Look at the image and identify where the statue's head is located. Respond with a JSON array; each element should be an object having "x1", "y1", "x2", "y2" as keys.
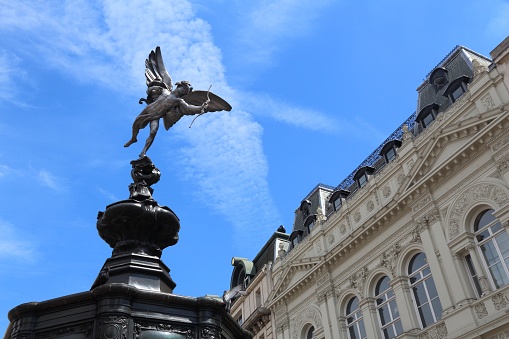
[{"x1": 175, "y1": 81, "x2": 193, "y2": 95}]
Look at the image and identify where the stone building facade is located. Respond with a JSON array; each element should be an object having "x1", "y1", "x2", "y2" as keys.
[{"x1": 230, "y1": 36, "x2": 509, "y2": 339}]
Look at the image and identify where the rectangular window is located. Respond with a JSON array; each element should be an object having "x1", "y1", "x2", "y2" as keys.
[
  {"x1": 451, "y1": 86, "x2": 465, "y2": 101},
  {"x1": 422, "y1": 113, "x2": 435, "y2": 128},
  {"x1": 255, "y1": 289, "x2": 262, "y2": 307},
  {"x1": 333, "y1": 197, "x2": 341, "y2": 211},
  {"x1": 358, "y1": 174, "x2": 367, "y2": 188},
  {"x1": 385, "y1": 148, "x2": 396, "y2": 162},
  {"x1": 465, "y1": 254, "x2": 482, "y2": 297}
]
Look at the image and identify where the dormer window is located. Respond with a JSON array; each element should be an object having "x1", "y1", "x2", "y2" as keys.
[
  {"x1": 429, "y1": 67, "x2": 449, "y2": 91},
  {"x1": 299, "y1": 200, "x2": 311, "y2": 219},
  {"x1": 304, "y1": 215, "x2": 316, "y2": 234},
  {"x1": 443, "y1": 75, "x2": 470, "y2": 103},
  {"x1": 328, "y1": 189, "x2": 350, "y2": 212},
  {"x1": 380, "y1": 139, "x2": 402, "y2": 164},
  {"x1": 333, "y1": 197, "x2": 341, "y2": 211},
  {"x1": 289, "y1": 230, "x2": 303, "y2": 249},
  {"x1": 353, "y1": 166, "x2": 375, "y2": 189},
  {"x1": 416, "y1": 103, "x2": 440, "y2": 129}
]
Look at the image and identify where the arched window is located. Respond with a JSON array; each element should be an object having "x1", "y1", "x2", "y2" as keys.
[
  {"x1": 408, "y1": 253, "x2": 442, "y2": 328},
  {"x1": 475, "y1": 209, "x2": 509, "y2": 289},
  {"x1": 375, "y1": 276, "x2": 403, "y2": 338},
  {"x1": 306, "y1": 326, "x2": 314, "y2": 339},
  {"x1": 346, "y1": 296, "x2": 366, "y2": 339}
]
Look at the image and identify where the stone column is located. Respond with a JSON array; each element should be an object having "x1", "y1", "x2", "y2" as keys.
[
  {"x1": 337, "y1": 316, "x2": 349, "y2": 339},
  {"x1": 317, "y1": 292, "x2": 333, "y2": 339},
  {"x1": 417, "y1": 217, "x2": 454, "y2": 311},
  {"x1": 390, "y1": 276, "x2": 420, "y2": 332},
  {"x1": 359, "y1": 298, "x2": 380, "y2": 339},
  {"x1": 428, "y1": 217, "x2": 469, "y2": 305},
  {"x1": 465, "y1": 243, "x2": 491, "y2": 295},
  {"x1": 325, "y1": 289, "x2": 340, "y2": 337}
]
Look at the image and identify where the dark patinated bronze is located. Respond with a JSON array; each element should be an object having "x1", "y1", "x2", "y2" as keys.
[
  {"x1": 124, "y1": 47, "x2": 232, "y2": 158},
  {"x1": 5, "y1": 47, "x2": 251, "y2": 339}
]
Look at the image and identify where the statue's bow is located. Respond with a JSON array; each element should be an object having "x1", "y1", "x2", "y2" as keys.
[{"x1": 189, "y1": 85, "x2": 212, "y2": 128}]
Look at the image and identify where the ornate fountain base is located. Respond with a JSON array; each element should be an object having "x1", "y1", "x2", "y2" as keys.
[{"x1": 5, "y1": 155, "x2": 252, "y2": 339}]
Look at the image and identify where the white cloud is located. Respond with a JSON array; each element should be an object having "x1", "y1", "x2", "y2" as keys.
[
  {"x1": 0, "y1": 219, "x2": 36, "y2": 262},
  {"x1": 0, "y1": 164, "x2": 11, "y2": 178},
  {"x1": 0, "y1": 0, "x2": 283, "y2": 248},
  {"x1": 242, "y1": 92, "x2": 343, "y2": 133},
  {"x1": 38, "y1": 170, "x2": 64, "y2": 192},
  {"x1": 0, "y1": 49, "x2": 21, "y2": 103},
  {"x1": 231, "y1": 0, "x2": 334, "y2": 66},
  {"x1": 98, "y1": 187, "x2": 119, "y2": 202}
]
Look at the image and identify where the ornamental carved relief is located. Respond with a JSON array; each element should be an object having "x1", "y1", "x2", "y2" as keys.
[
  {"x1": 492, "y1": 136, "x2": 509, "y2": 152},
  {"x1": 134, "y1": 322, "x2": 194, "y2": 339},
  {"x1": 36, "y1": 322, "x2": 93, "y2": 339},
  {"x1": 382, "y1": 186, "x2": 392, "y2": 198},
  {"x1": 448, "y1": 183, "x2": 509, "y2": 240},
  {"x1": 340, "y1": 224, "x2": 347, "y2": 234},
  {"x1": 96, "y1": 316, "x2": 128, "y2": 339},
  {"x1": 397, "y1": 173, "x2": 405, "y2": 186},
  {"x1": 291, "y1": 307, "x2": 322, "y2": 339},
  {"x1": 474, "y1": 302, "x2": 488, "y2": 319},
  {"x1": 316, "y1": 240, "x2": 323, "y2": 254},
  {"x1": 492, "y1": 292, "x2": 507, "y2": 310},
  {"x1": 201, "y1": 327, "x2": 219, "y2": 339},
  {"x1": 328, "y1": 233, "x2": 335, "y2": 245},
  {"x1": 367, "y1": 200, "x2": 375, "y2": 212},
  {"x1": 379, "y1": 243, "x2": 401, "y2": 277},
  {"x1": 486, "y1": 330, "x2": 509, "y2": 339},
  {"x1": 417, "y1": 322, "x2": 447, "y2": 339},
  {"x1": 350, "y1": 267, "x2": 369, "y2": 297},
  {"x1": 354, "y1": 211, "x2": 361, "y2": 223},
  {"x1": 481, "y1": 94, "x2": 496, "y2": 110},
  {"x1": 497, "y1": 154, "x2": 509, "y2": 174}
]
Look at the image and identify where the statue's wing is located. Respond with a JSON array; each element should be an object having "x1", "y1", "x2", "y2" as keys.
[
  {"x1": 163, "y1": 109, "x2": 184, "y2": 131},
  {"x1": 182, "y1": 90, "x2": 232, "y2": 112},
  {"x1": 145, "y1": 46, "x2": 173, "y2": 90}
]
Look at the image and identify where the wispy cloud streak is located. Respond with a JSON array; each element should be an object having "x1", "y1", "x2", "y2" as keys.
[{"x1": 0, "y1": 219, "x2": 36, "y2": 262}]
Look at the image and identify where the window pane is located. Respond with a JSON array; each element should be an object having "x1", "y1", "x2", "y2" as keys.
[
  {"x1": 496, "y1": 231, "x2": 509, "y2": 258},
  {"x1": 418, "y1": 303, "x2": 434, "y2": 328},
  {"x1": 431, "y1": 298, "x2": 443, "y2": 320},
  {"x1": 394, "y1": 320, "x2": 403, "y2": 334},
  {"x1": 413, "y1": 283, "x2": 428, "y2": 306},
  {"x1": 376, "y1": 276, "x2": 391, "y2": 295},
  {"x1": 452, "y1": 86, "x2": 465, "y2": 100},
  {"x1": 348, "y1": 326, "x2": 358, "y2": 339},
  {"x1": 481, "y1": 242, "x2": 499, "y2": 265},
  {"x1": 378, "y1": 304, "x2": 391, "y2": 324},
  {"x1": 359, "y1": 319, "x2": 366, "y2": 338},
  {"x1": 409, "y1": 253, "x2": 427, "y2": 274},
  {"x1": 389, "y1": 299, "x2": 399, "y2": 318},
  {"x1": 489, "y1": 262, "x2": 509, "y2": 288},
  {"x1": 425, "y1": 277, "x2": 438, "y2": 298},
  {"x1": 476, "y1": 209, "x2": 496, "y2": 231},
  {"x1": 491, "y1": 222, "x2": 502, "y2": 233}
]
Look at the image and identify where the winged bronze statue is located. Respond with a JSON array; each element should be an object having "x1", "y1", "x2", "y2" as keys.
[{"x1": 124, "y1": 46, "x2": 232, "y2": 157}]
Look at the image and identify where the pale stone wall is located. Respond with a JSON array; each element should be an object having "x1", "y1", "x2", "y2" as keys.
[{"x1": 266, "y1": 37, "x2": 509, "y2": 339}]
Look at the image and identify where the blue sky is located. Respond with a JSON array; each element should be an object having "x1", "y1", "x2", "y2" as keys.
[{"x1": 1, "y1": 0, "x2": 508, "y2": 330}]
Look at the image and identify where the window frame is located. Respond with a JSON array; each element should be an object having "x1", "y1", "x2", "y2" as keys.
[
  {"x1": 408, "y1": 252, "x2": 443, "y2": 329},
  {"x1": 374, "y1": 276, "x2": 403, "y2": 339},
  {"x1": 345, "y1": 296, "x2": 367, "y2": 339},
  {"x1": 474, "y1": 209, "x2": 509, "y2": 289},
  {"x1": 443, "y1": 75, "x2": 470, "y2": 103}
]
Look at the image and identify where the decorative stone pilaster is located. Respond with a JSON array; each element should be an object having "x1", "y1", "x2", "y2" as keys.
[
  {"x1": 390, "y1": 276, "x2": 421, "y2": 332},
  {"x1": 358, "y1": 298, "x2": 379, "y2": 339},
  {"x1": 465, "y1": 243, "x2": 491, "y2": 295}
]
